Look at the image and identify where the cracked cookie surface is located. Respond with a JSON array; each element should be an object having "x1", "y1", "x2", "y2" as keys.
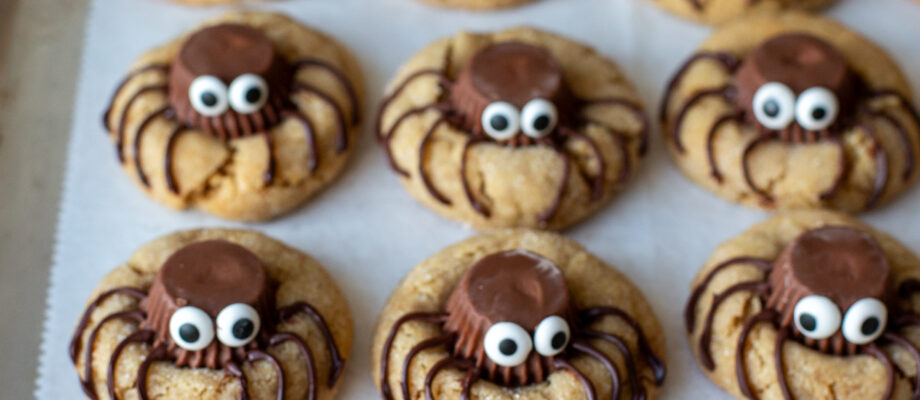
[
  {"x1": 686, "y1": 210, "x2": 920, "y2": 400},
  {"x1": 377, "y1": 27, "x2": 647, "y2": 231},
  {"x1": 661, "y1": 13, "x2": 920, "y2": 213},
  {"x1": 71, "y1": 228, "x2": 353, "y2": 400},
  {"x1": 103, "y1": 11, "x2": 363, "y2": 221},
  {"x1": 649, "y1": 0, "x2": 835, "y2": 24},
  {"x1": 372, "y1": 229, "x2": 666, "y2": 400}
]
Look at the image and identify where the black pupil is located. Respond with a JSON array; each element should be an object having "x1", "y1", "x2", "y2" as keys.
[
  {"x1": 201, "y1": 92, "x2": 218, "y2": 107},
  {"x1": 533, "y1": 115, "x2": 550, "y2": 131},
  {"x1": 245, "y1": 87, "x2": 262, "y2": 104},
  {"x1": 551, "y1": 332, "x2": 567, "y2": 349},
  {"x1": 179, "y1": 323, "x2": 200, "y2": 343},
  {"x1": 763, "y1": 100, "x2": 780, "y2": 118},
  {"x1": 811, "y1": 107, "x2": 827, "y2": 121},
  {"x1": 233, "y1": 319, "x2": 255, "y2": 339},
  {"x1": 861, "y1": 317, "x2": 880, "y2": 336},
  {"x1": 799, "y1": 314, "x2": 817, "y2": 332},
  {"x1": 490, "y1": 115, "x2": 509, "y2": 131},
  {"x1": 499, "y1": 339, "x2": 518, "y2": 356}
]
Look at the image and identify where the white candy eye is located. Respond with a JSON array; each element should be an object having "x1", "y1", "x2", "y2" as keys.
[
  {"x1": 228, "y1": 74, "x2": 269, "y2": 114},
  {"x1": 216, "y1": 303, "x2": 261, "y2": 347},
  {"x1": 521, "y1": 98, "x2": 558, "y2": 138},
  {"x1": 793, "y1": 295, "x2": 842, "y2": 340},
  {"x1": 842, "y1": 298, "x2": 887, "y2": 345},
  {"x1": 169, "y1": 306, "x2": 215, "y2": 351},
  {"x1": 189, "y1": 75, "x2": 229, "y2": 117},
  {"x1": 795, "y1": 87, "x2": 839, "y2": 131},
  {"x1": 752, "y1": 82, "x2": 796, "y2": 130},
  {"x1": 533, "y1": 316, "x2": 570, "y2": 356},
  {"x1": 483, "y1": 322, "x2": 532, "y2": 367},
  {"x1": 481, "y1": 102, "x2": 521, "y2": 140}
]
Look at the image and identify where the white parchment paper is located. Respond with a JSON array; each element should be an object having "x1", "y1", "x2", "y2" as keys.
[{"x1": 35, "y1": 0, "x2": 920, "y2": 398}]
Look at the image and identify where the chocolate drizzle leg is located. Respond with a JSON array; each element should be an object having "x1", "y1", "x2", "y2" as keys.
[
  {"x1": 376, "y1": 40, "x2": 647, "y2": 225},
  {"x1": 662, "y1": 32, "x2": 920, "y2": 210},
  {"x1": 72, "y1": 240, "x2": 344, "y2": 399},
  {"x1": 103, "y1": 23, "x2": 360, "y2": 194},
  {"x1": 689, "y1": 226, "x2": 920, "y2": 400},
  {"x1": 381, "y1": 250, "x2": 665, "y2": 400}
]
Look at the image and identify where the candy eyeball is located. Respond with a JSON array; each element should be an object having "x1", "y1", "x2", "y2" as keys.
[
  {"x1": 216, "y1": 303, "x2": 261, "y2": 347},
  {"x1": 793, "y1": 295, "x2": 842, "y2": 340},
  {"x1": 520, "y1": 98, "x2": 558, "y2": 139},
  {"x1": 483, "y1": 321, "x2": 533, "y2": 367},
  {"x1": 795, "y1": 87, "x2": 839, "y2": 131},
  {"x1": 841, "y1": 298, "x2": 887, "y2": 345},
  {"x1": 189, "y1": 75, "x2": 229, "y2": 117},
  {"x1": 228, "y1": 74, "x2": 269, "y2": 114},
  {"x1": 481, "y1": 102, "x2": 521, "y2": 140},
  {"x1": 533, "y1": 315, "x2": 570, "y2": 356},
  {"x1": 752, "y1": 82, "x2": 796, "y2": 130},
  {"x1": 169, "y1": 306, "x2": 215, "y2": 351}
]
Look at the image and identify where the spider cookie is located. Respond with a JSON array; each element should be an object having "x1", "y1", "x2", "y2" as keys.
[
  {"x1": 416, "y1": 0, "x2": 535, "y2": 10},
  {"x1": 661, "y1": 13, "x2": 920, "y2": 213},
  {"x1": 685, "y1": 210, "x2": 920, "y2": 399},
  {"x1": 372, "y1": 229, "x2": 666, "y2": 400},
  {"x1": 103, "y1": 12, "x2": 362, "y2": 221},
  {"x1": 649, "y1": 0, "x2": 835, "y2": 25},
  {"x1": 377, "y1": 28, "x2": 648, "y2": 230},
  {"x1": 69, "y1": 229, "x2": 352, "y2": 399}
]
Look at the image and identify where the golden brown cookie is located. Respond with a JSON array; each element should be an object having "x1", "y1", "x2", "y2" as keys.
[
  {"x1": 649, "y1": 0, "x2": 835, "y2": 24},
  {"x1": 69, "y1": 229, "x2": 353, "y2": 400},
  {"x1": 372, "y1": 229, "x2": 666, "y2": 400},
  {"x1": 103, "y1": 11, "x2": 363, "y2": 221},
  {"x1": 685, "y1": 210, "x2": 920, "y2": 399},
  {"x1": 377, "y1": 27, "x2": 648, "y2": 231},
  {"x1": 660, "y1": 13, "x2": 920, "y2": 213},
  {"x1": 416, "y1": 0, "x2": 535, "y2": 10}
]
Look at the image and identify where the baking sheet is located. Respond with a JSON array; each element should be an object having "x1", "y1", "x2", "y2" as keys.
[{"x1": 34, "y1": 0, "x2": 920, "y2": 398}]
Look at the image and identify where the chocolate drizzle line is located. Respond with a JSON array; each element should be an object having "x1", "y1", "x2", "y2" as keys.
[
  {"x1": 115, "y1": 84, "x2": 169, "y2": 163},
  {"x1": 103, "y1": 64, "x2": 171, "y2": 132},
  {"x1": 270, "y1": 332, "x2": 317, "y2": 400},
  {"x1": 379, "y1": 250, "x2": 666, "y2": 400},
  {"x1": 662, "y1": 35, "x2": 920, "y2": 210},
  {"x1": 688, "y1": 227, "x2": 920, "y2": 400},
  {"x1": 104, "y1": 24, "x2": 360, "y2": 197},
  {"x1": 376, "y1": 42, "x2": 648, "y2": 226},
  {"x1": 71, "y1": 240, "x2": 346, "y2": 400}
]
